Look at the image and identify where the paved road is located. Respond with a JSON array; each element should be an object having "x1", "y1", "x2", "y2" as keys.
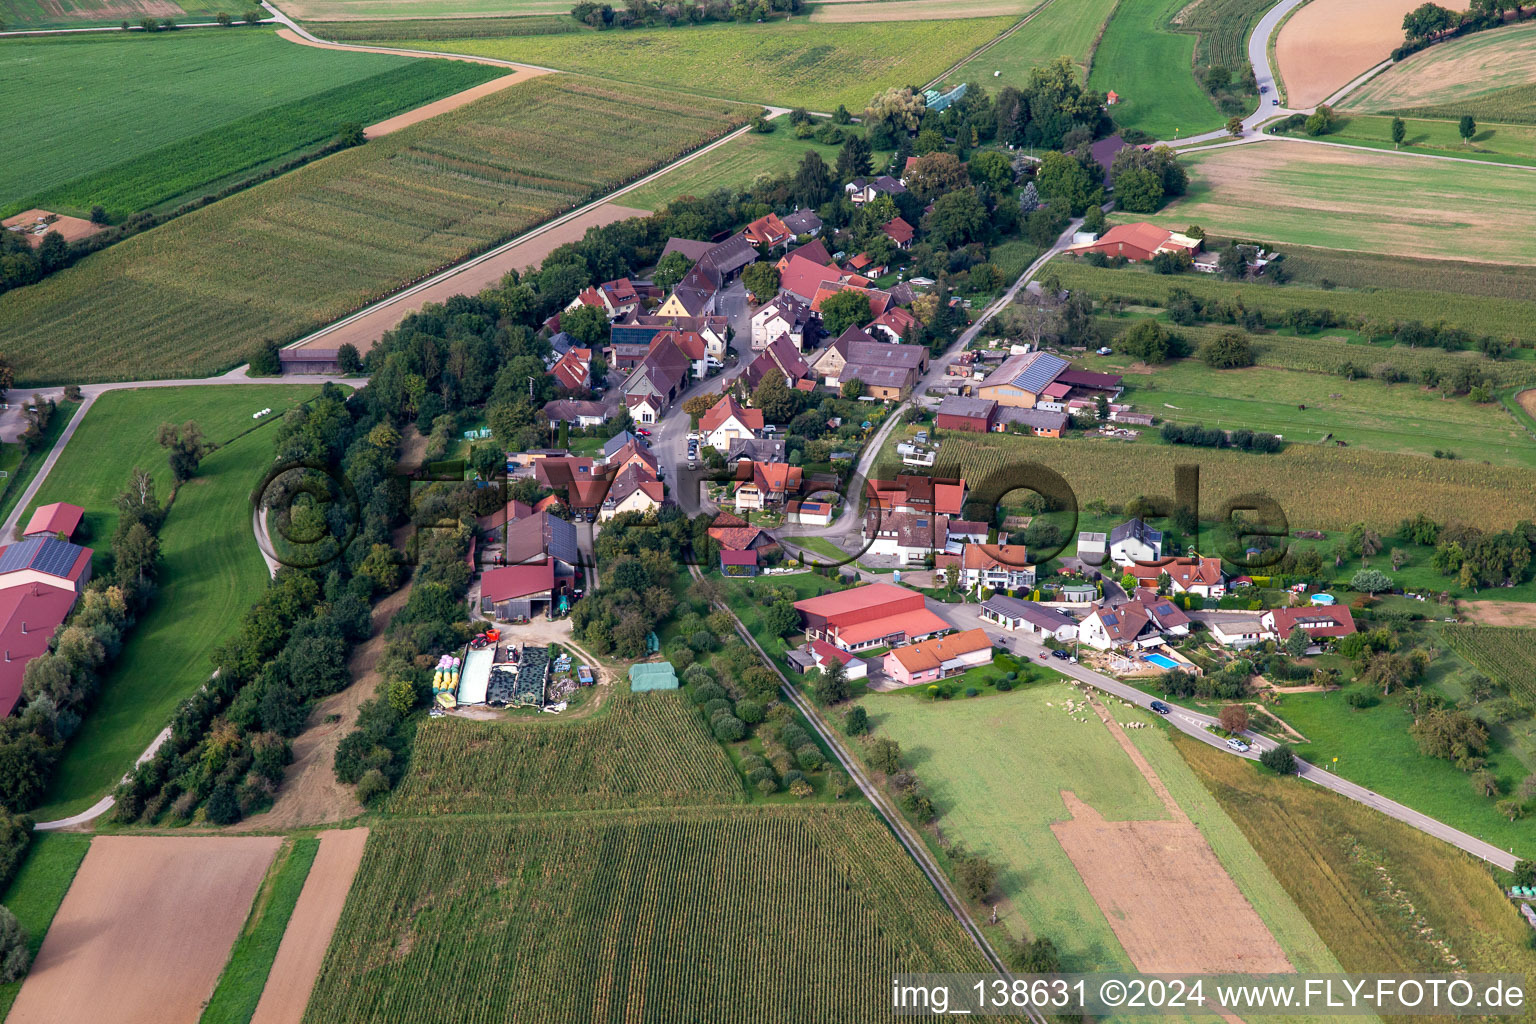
[
  {"x1": 1163, "y1": 0, "x2": 1308, "y2": 146},
  {"x1": 926, "y1": 599, "x2": 1520, "y2": 871}
]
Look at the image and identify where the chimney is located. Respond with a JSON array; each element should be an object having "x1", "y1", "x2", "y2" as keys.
[
  {"x1": 4, "y1": 652, "x2": 9, "y2": 662},
  {"x1": 19, "y1": 622, "x2": 25, "y2": 635}
]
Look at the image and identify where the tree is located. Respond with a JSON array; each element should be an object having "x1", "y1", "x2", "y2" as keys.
[
  {"x1": 922, "y1": 188, "x2": 987, "y2": 247},
  {"x1": 793, "y1": 150, "x2": 835, "y2": 208},
  {"x1": 1010, "y1": 936, "x2": 1061, "y2": 973},
  {"x1": 1218, "y1": 704, "x2": 1250, "y2": 734},
  {"x1": 1120, "y1": 572, "x2": 1138, "y2": 593},
  {"x1": 682, "y1": 392, "x2": 717, "y2": 425},
  {"x1": 905, "y1": 152, "x2": 969, "y2": 203},
  {"x1": 1113, "y1": 166, "x2": 1165, "y2": 213},
  {"x1": 864, "y1": 86, "x2": 925, "y2": 135},
  {"x1": 336, "y1": 122, "x2": 365, "y2": 148},
  {"x1": 1225, "y1": 115, "x2": 1244, "y2": 137},
  {"x1": 1018, "y1": 181, "x2": 1040, "y2": 213},
  {"x1": 742, "y1": 262, "x2": 779, "y2": 303},
  {"x1": 818, "y1": 288, "x2": 873, "y2": 338},
  {"x1": 814, "y1": 656, "x2": 849, "y2": 704},
  {"x1": 867, "y1": 736, "x2": 902, "y2": 773},
  {"x1": 1284, "y1": 626, "x2": 1311, "y2": 658},
  {"x1": 750, "y1": 371, "x2": 799, "y2": 424},
  {"x1": 1351, "y1": 568, "x2": 1393, "y2": 593},
  {"x1": 0, "y1": 907, "x2": 28, "y2": 984},
  {"x1": 249, "y1": 338, "x2": 282, "y2": 376},
  {"x1": 944, "y1": 561, "x2": 961, "y2": 595},
  {"x1": 1391, "y1": 116, "x2": 1406, "y2": 149},
  {"x1": 1118, "y1": 320, "x2": 1185, "y2": 363},
  {"x1": 1200, "y1": 330, "x2": 1253, "y2": 368},
  {"x1": 968, "y1": 150, "x2": 1013, "y2": 192},
  {"x1": 561, "y1": 303, "x2": 608, "y2": 347},
  {"x1": 840, "y1": 378, "x2": 865, "y2": 399},
  {"x1": 652, "y1": 251, "x2": 693, "y2": 292},
  {"x1": 1458, "y1": 114, "x2": 1477, "y2": 145},
  {"x1": 844, "y1": 704, "x2": 869, "y2": 735},
  {"x1": 336, "y1": 342, "x2": 362, "y2": 375},
  {"x1": 1260, "y1": 743, "x2": 1296, "y2": 774},
  {"x1": 764, "y1": 600, "x2": 799, "y2": 638},
  {"x1": 157, "y1": 420, "x2": 209, "y2": 483},
  {"x1": 1402, "y1": 1, "x2": 1457, "y2": 39},
  {"x1": 834, "y1": 134, "x2": 873, "y2": 182},
  {"x1": 1034, "y1": 151, "x2": 1099, "y2": 215},
  {"x1": 955, "y1": 853, "x2": 997, "y2": 902}
]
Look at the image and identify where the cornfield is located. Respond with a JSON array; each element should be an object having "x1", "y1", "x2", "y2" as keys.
[
  {"x1": 389, "y1": 691, "x2": 744, "y2": 814},
  {"x1": 304, "y1": 807, "x2": 1011, "y2": 1024},
  {"x1": 882, "y1": 432, "x2": 1536, "y2": 531},
  {"x1": 1444, "y1": 626, "x2": 1536, "y2": 708},
  {"x1": 0, "y1": 76, "x2": 751, "y2": 385}
]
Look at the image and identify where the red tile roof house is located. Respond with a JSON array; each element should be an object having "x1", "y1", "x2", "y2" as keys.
[
  {"x1": 551, "y1": 347, "x2": 592, "y2": 391},
  {"x1": 866, "y1": 306, "x2": 921, "y2": 343},
  {"x1": 846, "y1": 252, "x2": 886, "y2": 277},
  {"x1": 793, "y1": 581, "x2": 951, "y2": 652},
  {"x1": 744, "y1": 212, "x2": 793, "y2": 249},
  {"x1": 1262, "y1": 605, "x2": 1357, "y2": 641},
  {"x1": 1123, "y1": 555, "x2": 1226, "y2": 598},
  {"x1": 883, "y1": 628, "x2": 994, "y2": 687},
  {"x1": 698, "y1": 394, "x2": 765, "y2": 452},
  {"x1": 599, "y1": 464, "x2": 666, "y2": 521},
  {"x1": 742, "y1": 334, "x2": 812, "y2": 391},
  {"x1": 0, "y1": 536, "x2": 96, "y2": 716},
  {"x1": 1067, "y1": 223, "x2": 1201, "y2": 263},
  {"x1": 734, "y1": 461, "x2": 802, "y2": 511},
  {"x1": 935, "y1": 396, "x2": 998, "y2": 433},
  {"x1": 883, "y1": 216, "x2": 915, "y2": 249},
  {"x1": 775, "y1": 238, "x2": 832, "y2": 274},
  {"x1": 959, "y1": 543, "x2": 1036, "y2": 593},
  {"x1": 867, "y1": 474, "x2": 967, "y2": 517},
  {"x1": 805, "y1": 639, "x2": 868, "y2": 680},
  {"x1": 23, "y1": 502, "x2": 84, "y2": 540}
]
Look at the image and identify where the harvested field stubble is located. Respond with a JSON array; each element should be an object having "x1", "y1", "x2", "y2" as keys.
[
  {"x1": 389, "y1": 692, "x2": 744, "y2": 814},
  {"x1": 1276, "y1": 0, "x2": 1469, "y2": 108},
  {"x1": 0, "y1": 76, "x2": 750, "y2": 385},
  {"x1": 1341, "y1": 21, "x2": 1536, "y2": 116},
  {"x1": 304, "y1": 808, "x2": 1012, "y2": 1024}
]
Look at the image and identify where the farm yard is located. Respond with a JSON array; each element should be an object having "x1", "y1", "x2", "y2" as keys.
[
  {"x1": 1142, "y1": 143, "x2": 1536, "y2": 265},
  {"x1": 1181, "y1": 734, "x2": 1536, "y2": 980},
  {"x1": 7, "y1": 836, "x2": 281, "y2": 1024},
  {"x1": 854, "y1": 683, "x2": 1338, "y2": 977},
  {"x1": 1085, "y1": 0, "x2": 1224, "y2": 138},
  {"x1": 1275, "y1": 0, "x2": 1469, "y2": 108},
  {"x1": 389, "y1": 693, "x2": 745, "y2": 815},
  {"x1": 876, "y1": 427, "x2": 1536, "y2": 531},
  {"x1": 380, "y1": 19, "x2": 1015, "y2": 111},
  {"x1": 303, "y1": 807, "x2": 1009, "y2": 1024},
  {"x1": 0, "y1": 76, "x2": 751, "y2": 385},
  {"x1": 0, "y1": 32, "x2": 499, "y2": 219},
  {"x1": 940, "y1": 0, "x2": 1114, "y2": 87},
  {"x1": 0, "y1": 0, "x2": 222, "y2": 29},
  {"x1": 1339, "y1": 21, "x2": 1536, "y2": 122},
  {"x1": 26, "y1": 385, "x2": 329, "y2": 820}
]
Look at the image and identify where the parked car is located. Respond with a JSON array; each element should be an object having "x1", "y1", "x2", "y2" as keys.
[
  {"x1": 1259, "y1": 84, "x2": 1267, "y2": 93},
  {"x1": 1050, "y1": 649, "x2": 1070, "y2": 660},
  {"x1": 1150, "y1": 700, "x2": 1171, "y2": 715},
  {"x1": 1271, "y1": 99, "x2": 1279, "y2": 105},
  {"x1": 1226, "y1": 738, "x2": 1250, "y2": 752},
  {"x1": 636, "y1": 427, "x2": 651, "y2": 436}
]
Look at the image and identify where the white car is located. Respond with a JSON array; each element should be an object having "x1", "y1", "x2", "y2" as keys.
[{"x1": 1226, "y1": 738, "x2": 1250, "y2": 752}]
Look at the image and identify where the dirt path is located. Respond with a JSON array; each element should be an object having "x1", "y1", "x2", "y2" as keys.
[
  {"x1": 364, "y1": 69, "x2": 549, "y2": 139},
  {"x1": 234, "y1": 586, "x2": 411, "y2": 832},
  {"x1": 8, "y1": 836, "x2": 281, "y2": 1024},
  {"x1": 249, "y1": 827, "x2": 369, "y2": 1024},
  {"x1": 1085, "y1": 691, "x2": 1187, "y2": 821}
]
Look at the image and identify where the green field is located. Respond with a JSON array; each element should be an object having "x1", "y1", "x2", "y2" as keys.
[
  {"x1": 877, "y1": 427, "x2": 1536, "y2": 531},
  {"x1": 304, "y1": 807, "x2": 1008, "y2": 1024},
  {"x1": 1325, "y1": 113, "x2": 1536, "y2": 169},
  {"x1": 0, "y1": 834, "x2": 91, "y2": 1019},
  {"x1": 0, "y1": 0, "x2": 222, "y2": 28},
  {"x1": 389, "y1": 692, "x2": 745, "y2": 815},
  {"x1": 201, "y1": 837, "x2": 320, "y2": 1024},
  {"x1": 624, "y1": 128, "x2": 887, "y2": 210},
  {"x1": 1085, "y1": 0, "x2": 1222, "y2": 138},
  {"x1": 28, "y1": 385, "x2": 326, "y2": 820},
  {"x1": 0, "y1": 32, "x2": 498, "y2": 218},
  {"x1": 1341, "y1": 21, "x2": 1536, "y2": 122},
  {"x1": 1444, "y1": 625, "x2": 1536, "y2": 708},
  {"x1": 1180, "y1": 732, "x2": 1536, "y2": 982},
  {"x1": 940, "y1": 0, "x2": 1117, "y2": 88},
  {"x1": 1147, "y1": 142, "x2": 1536, "y2": 265},
  {"x1": 0, "y1": 400, "x2": 82, "y2": 527},
  {"x1": 278, "y1": 0, "x2": 572, "y2": 20},
  {"x1": 384, "y1": 19, "x2": 1016, "y2": 110},
  {"x1": 0, "y1": 76, "x2": 749, "y2": 386},
  {"x1": 857, "y1": 681, "x2": 1339, "y2": 978},
  {"x1": 299, "y1": 13, "x2": 578, "y2": 37},
  {"x1": 1089, "y1": 346, "x2": 1536, "y2": 467}
]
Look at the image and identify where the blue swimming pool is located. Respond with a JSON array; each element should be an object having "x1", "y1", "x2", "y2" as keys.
[{"x1": 1144, "y1": 653, "x2": 1179, "y2": 670}]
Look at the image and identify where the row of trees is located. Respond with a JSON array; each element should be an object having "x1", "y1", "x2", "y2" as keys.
[
  {"x1": 571, "y1": 0, "x2": 799, "y2": 28},
  {"x1": 1398, "y1": 0, "x2": 1531, "y2": 56}
]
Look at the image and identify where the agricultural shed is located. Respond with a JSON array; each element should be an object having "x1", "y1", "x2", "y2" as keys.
[
  {"x1": 456, "y1": 647, "x2": 493, "y2": 706},
  {"x1": 629, "y1": 662, "x2": 679, "y2": 692}
]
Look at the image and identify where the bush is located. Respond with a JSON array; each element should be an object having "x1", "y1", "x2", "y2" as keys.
[
  {"x1": 713, "y1": 715, "x2": 746, "y2": 742},
  {"x1": 703, "y1": 698, "x2": 732, "y2": 719},
  {"x1": 0, "y1": 907, "x2": 29, "y2": 985},
  {"x1": 691, "y1": 682, "x2": 726, "y2": 705},
  {"x1": 735, "y1": 699, "x2": 764, "y2": 724},
  {"x1": 795, "y1": 743, "x2": 825, "y2": 771},
  {"x1": 789, "y1": 779, "x2": 815, "y2": 798},
  {"x1": 0, "y1": 809, "x2": 31, "y2": 894},
  {"x1": 1259, "y1": 743, "x2": 1296, "y2": 774},
  {"x1": 755, "y1": 776, "x2": 779, "y2": 795},
  {"x1": 995, "y1": 678, "x2": 1013, "y2": 692},
  {"x1": 843, "y1": 705, "x2": 869, "y2": 735},
  {"x1": 866, "y1": 736, "x2": 902, "y2": 774},
  {"x1": 355, "y1": 767, "x2": 391, "y2": 804},
  {"x1": 899, "y1": 789, "x2": 935, "y2": 822},
  {"x1": 964, "y1": 687, "x2": 979, "y2": 697}
]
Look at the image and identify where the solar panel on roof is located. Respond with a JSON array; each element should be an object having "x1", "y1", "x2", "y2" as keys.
[
  {"x1": 32, "y1": 538, "x2": 80, "y2": 578},
  {"x1": 1102, "y1": 613, "x2": 1118, "y2": 626},
  {"x1": 1013, "y1": 353, "x2": 1069, "y2": 393}
]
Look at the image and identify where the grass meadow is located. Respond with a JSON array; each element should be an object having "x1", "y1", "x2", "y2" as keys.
[
  {"x1": 1179, "y1": 733, "x2": 1536, "y2": 980},
  {"x1": 385, "y1": 18, "x2": 1015, "y2": 110},
  {"x1": 1148, "y1": 143, "x2": 1536, "y2": 265},
  {"x1": 0, "y1": 31, "x2": 479, "y2": 216},
  {"x1": 305, "y1": 807, "x2": 1004, "y2": 1024},
  {"x1": 0, "y1": 76, "x2": 750, "y2": 386},
  {"x1": 938, "y1": 0, "x2": 1115, "y2": 87},
  {"x1": 1086, "y1": 0, "x2": 1223, "y2": 138},
  {"x1": 0, "y1": 834, "x2": 91, "y2": 1019},
  {"x1": 1341, "y1": 20, "x2": 1536, "y2": 121},
  {"x1": 624, "y1": 129, "x2": 890, "y2": 210},
  {"x1": 1326, "y1": 113, "x2": 1536, "y2": 169},
  {"x1": 28, "y1": 385, "x2": 327, "y2": 820},
  {"x1": 201, "y1": 837, "x2": 320, "y2": 1024}
]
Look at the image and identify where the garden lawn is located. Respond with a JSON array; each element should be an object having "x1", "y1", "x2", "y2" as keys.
[
  {"x1": 1104, "y1": 355, "x2": 1536, "y2": 468},
  {"x1": 28, "y1": 385, "x2": 326, "y2": 820},
  {"x1": 624, "y1": 129, "x2": 890, "y2": 210},
  {"x1": 0, "y1": 76, "x2": 751, "y2": 385},
  {"x1": 0, "y1": 31, "x2": 496, "y2": 217},
  {"x1": 1086, "y1": 0, "x2": 1223, "y2": 138},
  {"x1": 384, "y1": 19, "x2": 1016, "y2": 110},
  {"x1": 1269, "y1": 690, "x2": 1535, "y2": 859},
  {"x1": 939, "y1": 0, "x2": 1116, "y2": 89},
  {"x1": 1325, "y1": 113, "x2": 1536, "y2": 169},
  {"x1": 199, "y1": 837, "x2": 320, "y2": 1024},
  {"x1": 1149, "y1": 143, "x2": 1536, "y2": 265},
  {"x1": 0, "y1": 834, "x2": 91, "y2": 1019}
]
